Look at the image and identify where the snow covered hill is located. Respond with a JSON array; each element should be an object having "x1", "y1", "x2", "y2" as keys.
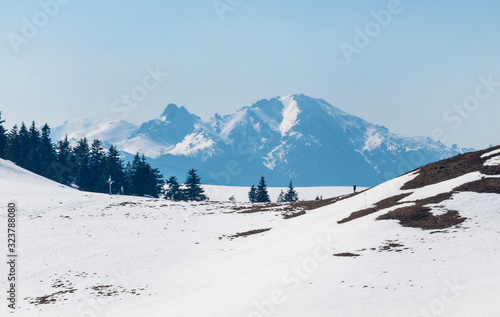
[
  {"x1": 52, "y1": 95, "x2": 470, "y2": 187},
  {"x1": 1, "y1": 146, "x2": 499, "y2": 316}
]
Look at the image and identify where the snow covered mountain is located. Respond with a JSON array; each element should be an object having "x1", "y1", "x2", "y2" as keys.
[
  {"x1": 1, "y1": 144, "x2": 499, "y2": 316},
  {"x1": 53, "y1": 95, "x2": 470, "y2": 186},
  {"x1": 52, "y1": 119, "x2": 138, "y2": 146}
]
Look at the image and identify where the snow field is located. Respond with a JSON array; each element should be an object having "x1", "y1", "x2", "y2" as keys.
[{"x1": 1, "y1": 158, "x2": 500, "y2": 316}]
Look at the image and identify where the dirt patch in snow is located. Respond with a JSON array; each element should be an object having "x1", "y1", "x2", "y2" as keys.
[
  {"x1": 376, "y1": 192, "x2": 465, "y2": 230},
  {"x1": 88, "y1": 284, "x2": 144, "y2": 297},
  {"x1": 378, "y1": 240, "x2": 408, "y2": 253},
  {"x1": 221, "y1": 228, "x2": 272, "y2": 240},
  {"x1": 236, "y1": 193, "x2": 360, "y2": 219},
  {"x1": 338, "y1": 193, "x2": 412, "y2": 224},
  {"x1": 25, "y1": 288, "x2": 77, "y2": 305},
  {"x1": 402, "y1": 145, "x2": 500, "y2": 190},
  {"x1": 333, "y1": 252, "x2": 360, "y2": 257},
  {"x1": 283, "y1": 210, "x2": 306, "y2": 219},
  {"x1": 454, "y1": 177, "x2": 500, "y2": 194}
]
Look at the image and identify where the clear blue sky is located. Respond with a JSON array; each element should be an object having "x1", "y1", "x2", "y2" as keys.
[{"x1": 1, "y1": 0, "x2": 499, "y2": 149}]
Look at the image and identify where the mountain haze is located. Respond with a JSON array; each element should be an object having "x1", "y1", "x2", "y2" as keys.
[{"x1": 53, "y1": 95, "x2": 470, "y2": 186}]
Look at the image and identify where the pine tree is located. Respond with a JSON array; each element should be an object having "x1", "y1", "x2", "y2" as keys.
[
  {"x1": 248, "y1": 185, "x2": 257, "y2": 203},
  {"x1": 125, "y1": 153, "x2": 164, "y2": 197},
  {"x1": 129, "y1": 153, "x2": 146, "y2": 196},
  {"x1": 154, "y1": 168, "x2": 165, "y2": 197},
  {"x1": 256, "y1": 176, "x2": 270, "y2": 203},
  {"x1": 165, "y1": 176, "x2": 183, "y2": 200},
  {"x1": 102, "y1": 145, "x2": 126, "y2": 194},
  {"x1": 284, "y1": 180, "x2": 299, "y2": 202},
  {"x1": 17, "y1": 122, "x2": 30, "y2": 168},
  {"x1": 184, "y1": 169, "x2": 207, "y2": 201},
  {"x1": 73, "y1": 138, "x2": 91, "y2": 190},
  {"x1": 39, "y1": 124, "x2": 56, "y2": 179},
  {"x1": 123, "y1": 161, "x2": 133, "y2": 195},
  {"x1": 144, "y1": 165, "x2": 164, "y2": 198},
  {"x1": 26, "y1": 121, "x2": 42, "y2": 174},
  {"x1": 54, "y1": 135, "x2": 74, "y2": 184},
  {"x1": 6, "y1": 125, "x2": 20, "y2": 163},
  {"x1": 88, "y1": 139, "x2": 106, "y2": 192},
  {"x1": 0, "y1": 112, "x2": 7, "y2": 159}
]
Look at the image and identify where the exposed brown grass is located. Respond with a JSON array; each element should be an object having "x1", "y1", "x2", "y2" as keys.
[
  {"x1": 338, "y1": 190, "x2": 463, "y2": 230},
  {"x1": 454, "y1": 177, "x2": 500, "y2": 194},
  {"x1": 378, "y1": 240, "x2": 406, "y2": 252},
  {"x1": 402, "y1": 145, "x2": 500, "y2": 190},
  {"x1": 337, "y1": 193, "x2": 411, "y2": 224},
  {"x1": 339, "y1": 146, "x2": 500, "y2": 229},
  {"x1": 416, "y1": 192, "x2": 454, "y2": 205},
  {"x1": 375, "y1": 192, "x2": 465, "y2": 230},
  {"x1": 25, "y1": 288, "x2": 77, "y2": 305},
  {"x1": 222, "y1": 228, "x2": 272, "y2": 240},
  {"x1": 236, "y1": 192, "x2": 361, "y2": 219},
  {"x1": 283, "y1": 210, "x2": 306, "y2": 219},
  {"x1": 376, "y1": 201, "x2": 465, "y2": 231},
  {"x1": 333, "y1": 252, "x2": 360, "y2": 257}
]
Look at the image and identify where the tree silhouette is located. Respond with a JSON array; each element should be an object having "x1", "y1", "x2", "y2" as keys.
[
  {"x1": 184, "y1": 169, "x2": 207, "y2": 201},
  {"x1": 256, "y1": 176, "x2": 270, "y2": 203},
  {"x1": 248, "y1": 184, "x2": 257, "y2": 203}
]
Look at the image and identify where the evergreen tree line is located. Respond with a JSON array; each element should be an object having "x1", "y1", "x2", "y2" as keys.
[
  {"x1": 0, "y1": 112, "x2": 293, "y2": 203},
  {"x1": 0, "y1": 113, "x2": 164, "y2": 197},
  {"x1": 248, "y1": 177, "x2": 299, "y2": 203},
  {"x1": 164, "y1": 169, "x2": 208, "y2": 201}
]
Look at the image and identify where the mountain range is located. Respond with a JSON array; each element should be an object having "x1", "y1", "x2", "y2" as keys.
[{"x1": 52, "y1": 94, "x2": 471, "y2": 187}]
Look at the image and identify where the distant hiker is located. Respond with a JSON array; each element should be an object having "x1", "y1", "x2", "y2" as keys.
[{"x1": 353, "y1": 185, "x2": 357, "y2": 193}]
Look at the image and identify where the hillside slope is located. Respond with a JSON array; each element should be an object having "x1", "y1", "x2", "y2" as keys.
[{"x1": 0, "y1": 146, "x2": 499, "y2": 316}]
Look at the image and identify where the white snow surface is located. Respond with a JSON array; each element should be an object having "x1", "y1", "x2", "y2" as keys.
[
  {"x1": 279, "y1": 95, "x2": 301, "y2": 136},
  {"x1": 484, "y1": 155, "x2": 500, "y2": 166},
  {"x1": 168, "y1": 132, "x2": 215, "y2": 157},
  {"x1": 362, "y1": 128, "x2": 385, "y2": 152},
  {"x1": 219, "y1": 108, "x2": 248, "y2": 141},
  {"x1": 52, "y1": 119, "x2": 138, "y2": 145},
  {"x1": 116, "y1": 135, "x2": 168, "y2": 158},
  {"x1": 1, "y1": 159, "x2": 500, "y2": 316},
  {"x1": 481, "y1": 148, "x2": 500, "y2": 158}
]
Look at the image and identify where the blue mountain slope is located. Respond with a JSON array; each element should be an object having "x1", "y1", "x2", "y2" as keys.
[{"x1": 54, "y1": 95, "x2": 471, "y2": 186}]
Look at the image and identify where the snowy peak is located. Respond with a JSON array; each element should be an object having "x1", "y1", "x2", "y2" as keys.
[
  {"x1": 52, "y1": 119, "x2": 138, "y2": 145},
  {"x1": 159, "y1": 103, "x2": 199, "y2": 123},
  {"x1": 131, "y1": 104, "x2": 200, "y2": 144},
  {"x1": 52, "y1": 95, "x2": 471, "y2": 186},
  {"x1": 279, "y1": 95, "x2": 301, "y2": 136},
  {"x1": 2, "y1": 136, "x2": 499, "y2": 316}
]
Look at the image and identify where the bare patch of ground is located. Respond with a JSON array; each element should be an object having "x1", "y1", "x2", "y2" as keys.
[
  {"x1": 338, "y1": 193, "x2": 412, "y2": 224},
  {"x1": 283, "y1": 210, "x2": 306, "y2": 219},
  {"x1": 25, "y1": 288, "x2": 77, "y2": 305},
  {"x1": 454, "y1": 177, "x2": 500, "y2": 194},
  {"x1": 333, "y1": 252, "x2": 360, "y2": 257},
  {"x1": 235, "y1": 192, "x2": 360, "y2": 219},
  {"x1": 221, "y1": 228, "x2": 272, "y2": 240},
  {"x1": 376, "y1": 192, "x2": 465, "y2": 230},
  {"x1": 402, "y1": 145, "x2": 500, "y2": 190},
  {"x1": 378, "y1": 240, "x2": 408, "y2": 253},
  {"x1": 339, "y1": 189, "x2": 465, "y2": 230},
  {"x1": 88, "y1": 284, "x2": 145, "y2": 297}
]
